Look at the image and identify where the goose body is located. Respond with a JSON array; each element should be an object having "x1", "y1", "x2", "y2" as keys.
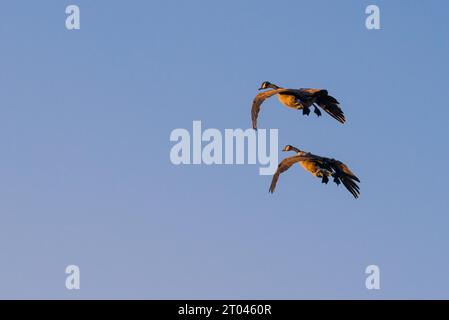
[
  {"x1": 251, "y1": 81, "x2": 345, "y2": 129},
  {"x1": 298, "y1": 158, "x2": 333, "y2": 179},
  {"x1": 269, "y1": 145, "x2": 360, "y2": 198},
  {"x1": 277, "y1": 93, "x2": 305, "y2": 109}
]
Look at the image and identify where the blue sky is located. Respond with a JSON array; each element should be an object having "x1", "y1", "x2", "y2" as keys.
[{"x1": 0, "y1": 0, "x2": 448, "y2": 299}]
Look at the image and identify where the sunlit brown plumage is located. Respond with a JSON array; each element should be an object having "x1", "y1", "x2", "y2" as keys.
[
  {"x1": 251, "y1": 81, "x2": 345, "y2": 129},
  {"x1": 269, "y1": 145, "x2": 360, "y2": 198}
]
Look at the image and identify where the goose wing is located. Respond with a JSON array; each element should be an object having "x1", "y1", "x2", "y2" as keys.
[
  {"x1": 252, "y1": 88, "x2": 297, "y2": 130},
  {"x1": 327, "y1": 159, "x2": 360, "y2": 198},
  {"x1": 299, "y1": 88, "x2": 345, "y2": 123},
  {"x1": 269, "y1": 154, "x2": 309, "y2": 193},
  {"x1": 298, "y1": 88, "x2": 324, "y2": 97}
]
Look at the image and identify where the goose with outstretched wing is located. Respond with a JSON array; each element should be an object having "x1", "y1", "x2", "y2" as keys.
[
  {"x1": 269, "y1": 145, "x2": 360, "y2": 199},
  {"x1": 252, "y1": 81, "x2": 346, "y2": 130}
]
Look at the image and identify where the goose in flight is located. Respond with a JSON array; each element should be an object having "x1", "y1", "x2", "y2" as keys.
[
  {"x1": 251, "y1": 81, "x2": 345, "y2": 130},
  {"x1": 269, "y1": 145, "x2": 360, "y2": 198}
]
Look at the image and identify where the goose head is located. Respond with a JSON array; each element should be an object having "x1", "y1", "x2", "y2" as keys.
[
  {"x1": 258, "y1": 81, "x2": 279, "y2": 90},
  {"x1": 282, "y1": 145, "x2": 303, "y2": 153}
]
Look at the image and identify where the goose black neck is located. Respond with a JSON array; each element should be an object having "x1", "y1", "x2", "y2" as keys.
[{"x1": 291, "y1": 146, "x2": 302, "y2": 153}]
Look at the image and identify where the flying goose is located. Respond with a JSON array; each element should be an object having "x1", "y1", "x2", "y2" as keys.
[
  {"x1": 251, "y1": 81, "x2": 345, "y2": 130},
  {"x1": 269, "y1": 145, "x2": 360, "y2": 198}
]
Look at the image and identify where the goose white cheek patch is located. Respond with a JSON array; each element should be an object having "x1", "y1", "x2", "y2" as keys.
[{"x1": 169, "y1": 121, "x2": 278, "y2": 175}]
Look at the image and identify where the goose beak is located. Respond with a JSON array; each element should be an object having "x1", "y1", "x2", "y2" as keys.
[{"x1": 258, "y1": 87, "x2": 264, "y2": 90}]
